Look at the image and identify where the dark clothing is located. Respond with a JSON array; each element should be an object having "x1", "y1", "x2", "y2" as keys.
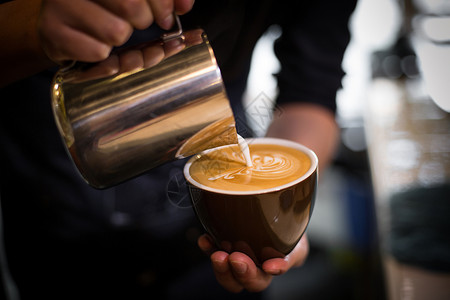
[{"x1": 0, "y1": 0, "x2": 356, "y2": 299}]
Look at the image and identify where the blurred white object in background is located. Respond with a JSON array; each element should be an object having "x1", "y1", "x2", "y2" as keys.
[{"x1": 412, "y1": 14, "x2": 450, "y2": 112}]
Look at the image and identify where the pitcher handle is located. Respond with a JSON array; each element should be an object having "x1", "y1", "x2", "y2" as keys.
[{"x1": 161, "y1": 14, "x2": 184, "y2": 42}]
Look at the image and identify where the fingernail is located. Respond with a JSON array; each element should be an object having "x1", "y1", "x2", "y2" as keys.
[
  {"x1": 212, "y1": 259, "x2": 228, "y2": 273},
  {"x1": 230, "y1": 261, "x2": 248, "y2": 274},
  {"x1": 160, "y1": 14, "x2": 174, "y2": 30},
  {"x1": 199, "y1": 241, "x2": 213, "y2": 252},
  {"x1": 266, "y1": 268, "x2": 282, "y2": 275},
  {"x1": 165, "y1": 37, "x2": 183, "y2": 48}
]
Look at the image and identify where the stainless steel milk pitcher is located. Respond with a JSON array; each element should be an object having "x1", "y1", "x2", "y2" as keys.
[{"x1": 51, "y1": 16, "x2": 238, "y2": 189}]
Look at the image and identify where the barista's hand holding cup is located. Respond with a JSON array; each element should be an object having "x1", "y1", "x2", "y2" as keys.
[{"x1": 183, "y1": 137, "x2": 318, "y2": 267}]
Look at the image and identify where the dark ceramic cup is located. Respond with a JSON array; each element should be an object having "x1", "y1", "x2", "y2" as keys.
[{"x1": 183, "y1": 138, "x2": 318, "y2": 265}]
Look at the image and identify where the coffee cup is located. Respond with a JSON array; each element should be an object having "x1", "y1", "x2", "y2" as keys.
[{"x1": 183, "y1": 137, "x2": 318, "y2": 265}]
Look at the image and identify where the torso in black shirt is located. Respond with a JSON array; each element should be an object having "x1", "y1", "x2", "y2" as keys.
[{"x1": 0, "y1": 1, "x2": 356, "y2": 299}]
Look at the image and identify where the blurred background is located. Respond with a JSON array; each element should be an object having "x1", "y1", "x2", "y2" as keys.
[
  {"x1": 1, "y1": 0, "x2": 448, "y2": 299},
  {"x1": 243, "y1": 0, "x2": 450, "y2": 299}
]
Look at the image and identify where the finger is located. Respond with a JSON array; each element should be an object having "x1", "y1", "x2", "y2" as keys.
[
  {"x1": 147, "y1": 0, "x2": 174, "y2": 30},
  {"x1": 162, "y1": 37, "x2": 185, "y2": 57},
  {"x1": 141, "y1": 44, "x2": 165, "y2": 68},
  {"x1": 262, "y1": 235, "x2": 310, "y2": 275},
  {"x1": 68, "y1": 1, "x2": 133, "y2": 47},
  {"x1": 41, "y1": 24, "x2": 111, "y2": 62},
  {"x1": 79, "y1": 55, "x2": 120, "y2": 80},
  {"x1": 198, "y1": 234, "x2": 215, "y2": 255},
  {"x1": 42, "y1": 0, "x2": 133, "y2": 48},
  {"x1": 290, "y1": 234, "x2": 310, "y2": 267},
  {"x1": 94, "y1": 0, "x2": 153, "y2": 30},
  {"x1": 228, "y1": 252, "x2": 272, "y2": 293},
  {"x1": 119, "y1": 49, "x2": 144, "y2": 73},
  {"x1": 210, "y1": 251, "x2": 244, "y2": 293},
  {"x1": 173, "y1": 0, "x2": 195, "y2": 15}
]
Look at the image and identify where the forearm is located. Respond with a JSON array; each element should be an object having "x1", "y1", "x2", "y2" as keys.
[
  {"x1": 0, "y1": 0, "x2": 55, "y2": 87},
  {"x1": 266, "y1": 103, "x2": 339, "y2": 171}
]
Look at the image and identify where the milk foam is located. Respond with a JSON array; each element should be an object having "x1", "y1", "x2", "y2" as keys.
[
  {"x1": 188, "y1": 142, "x2": 311, "y2": 191},
  {"x1": 237, "y1": 134, "x2": 252, "y2": 167}
]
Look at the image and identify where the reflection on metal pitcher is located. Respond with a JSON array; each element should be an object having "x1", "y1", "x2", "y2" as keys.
[{"x1": 51, "y1": 21, "x2": 237, "y2": 189}]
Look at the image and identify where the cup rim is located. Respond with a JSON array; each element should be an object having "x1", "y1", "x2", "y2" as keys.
[{"x1": 183, "y1": 137, "x2": 318, "y2": 195}]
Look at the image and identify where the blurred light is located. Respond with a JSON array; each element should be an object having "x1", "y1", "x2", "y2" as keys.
[
  {"x1": 382, "y1": 55, "x2": 403, "y2": 78},
  {"x1": 418, "y1": 161, "x2": 446, "y2": 186},
  {"x1": 421, "y1": 17, "x2": 450, "y2": 43},
  {"x1": 350, "y1": 0, "x2": 402, "y2": 50},
  {"x1": 386, "y1": 139, "x2": 421, "y2": 170},
  {"x1": 401, "y1": 55, "x2": 420, "y2": 78},
  {"x1": 413, "y1": 0, "x2": 450, "y2": 14},
  {"x1": 342, "y1": 127, "x2": 367, "y2": 152},
  {"x1": 413, "y1": 40, "x2": 450, "y2": 112},
  {"x1": 367, "y1": 78, "x2": 403, "y2": 125}
]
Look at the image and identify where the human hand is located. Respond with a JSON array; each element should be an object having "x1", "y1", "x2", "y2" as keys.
[
  {"x1": 198, "y1": 233, "x2": 309, "y2": 293},
  {"x1": 37, "y1": 0, "x2": 194, "y2": 63},
  {"x1": 75, "y1": 36, "x2": 184, "y2": 81}
]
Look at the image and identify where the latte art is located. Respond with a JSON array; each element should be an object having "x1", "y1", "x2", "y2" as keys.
[
  {"x1": 189, "y1": 143, "x2": 311, "y2": 191},
  {"x1": 252, "y1": 153, "x2": 294, "y2": 178}
]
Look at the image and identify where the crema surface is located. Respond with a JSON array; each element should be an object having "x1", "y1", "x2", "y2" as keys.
[{"x1": 189, "y1": 143, "x2": 311, "y2": 191}]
